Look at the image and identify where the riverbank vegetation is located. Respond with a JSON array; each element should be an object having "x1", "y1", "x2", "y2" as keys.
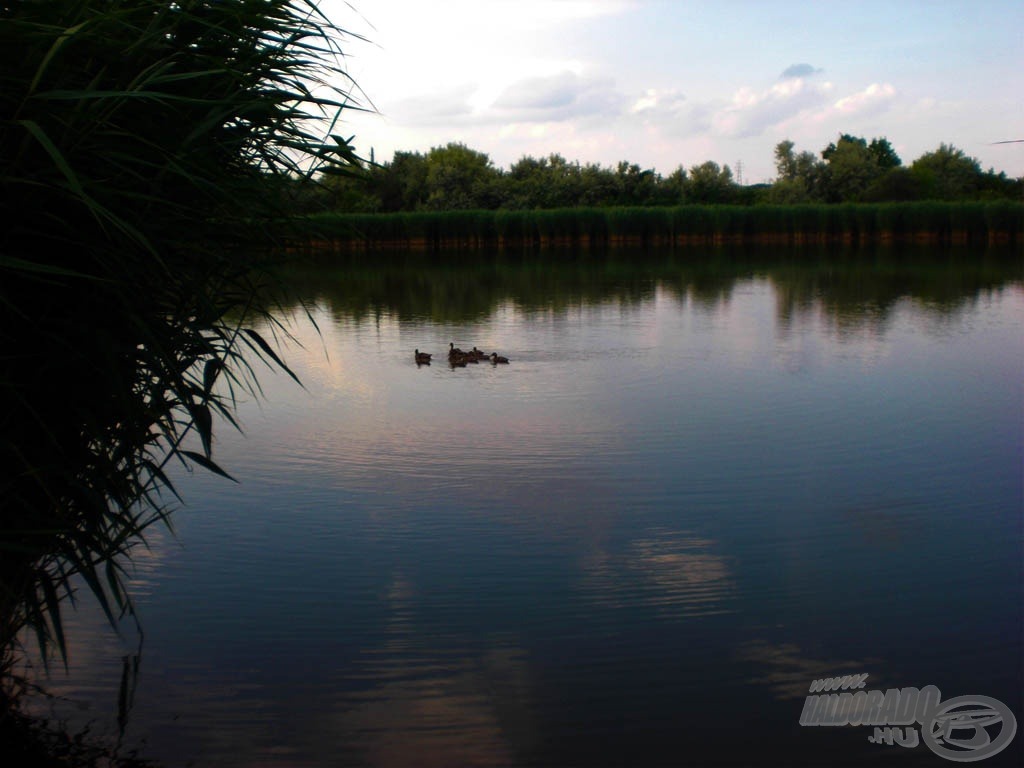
[
  {"x1": 303, "y1": 135, "x2": 1022, "y2": 215},
  {"x1": 300, "y1": 201, "x2": 1022, "y2": 251},
  {"x1": 1, "y1": 0, "x2": 361, "y2": 748},
  {"x1": 293, "y1": 135, "x2": 1021, "y2": 249}
]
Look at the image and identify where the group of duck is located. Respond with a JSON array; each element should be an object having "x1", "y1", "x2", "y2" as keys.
[{"x1": 414, "y1": 343, "x2": 509, "y2": 367}]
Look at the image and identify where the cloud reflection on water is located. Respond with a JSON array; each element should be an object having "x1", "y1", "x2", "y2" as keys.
[
  {"x1": 580, "y1": 527, "x2": 736, "y2": 618},
  {"x1": 735, "y1": 640, "x2": 883, "y2": 702},
  {"x1": 330, "y1": 570, "x2": 538, "y2": 768}
]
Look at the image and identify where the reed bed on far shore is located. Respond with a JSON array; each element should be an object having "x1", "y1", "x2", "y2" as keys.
[{"x1": 299, "y1": 201, "x2": 1023, "y2": 252}]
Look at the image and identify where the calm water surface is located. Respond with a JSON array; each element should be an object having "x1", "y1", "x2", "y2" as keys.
[{"x1": 30, "y1": 249, "x2": 1023, "y2": 766}]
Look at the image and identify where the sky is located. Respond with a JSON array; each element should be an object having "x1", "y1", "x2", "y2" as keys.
[{"x1": 322, "y1": 0, "x2": 1024, "y2": 183}]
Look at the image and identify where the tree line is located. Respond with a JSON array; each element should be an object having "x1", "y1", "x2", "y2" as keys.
[{"x1": 298, "y1": 135, "x2": 1022, "y2": 214}]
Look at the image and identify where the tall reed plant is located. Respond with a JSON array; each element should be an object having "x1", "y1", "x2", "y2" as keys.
[{"x1": 0, "y1": 0, "x2": 365, "y2": 663}]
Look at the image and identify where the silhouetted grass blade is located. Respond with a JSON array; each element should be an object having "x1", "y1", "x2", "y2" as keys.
[
  {"x1": 181, "y1": 451, "x2": 237, "y2": 483},
  {"x1": 243, "y1": 328, "x2": 302, "y2": 385}
]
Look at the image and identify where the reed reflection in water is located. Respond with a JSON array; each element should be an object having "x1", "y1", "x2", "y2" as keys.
[{"x1": 27, "y1": 248, "x2": 1023, "y2": 767}]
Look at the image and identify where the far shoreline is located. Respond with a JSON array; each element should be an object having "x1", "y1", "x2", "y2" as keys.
[{"x1": 293, "y1": 201, "x2": 1023, "y2": 253}]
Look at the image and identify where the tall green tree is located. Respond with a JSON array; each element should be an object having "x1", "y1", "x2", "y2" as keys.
[
  {"x1": 822, "y1": 133, "x2": 866, "y2": 162},
  {"x1": 910, "y1": 143, "x2": 983, "y2": 200},
  {"x1": 506, "y1": 154, "x2": 584, "y2": 209},
  {"x1": 769, "y1": 140, "x2": 825, "y2": 202},
  {"x1": 686, "y1": 161, "x2": 735, "y2": 204},
  {"x1": 774, "y1": 140, "x2": 799, "y2": 181},
  {"x1": 374, "y1": 150, "x2": 430, "y2": 211},
  {"x1": 822, "y1": 135, "x2": 880, "y2": 202},
  {"x1": 868, "y1": 137, "x2": 901, "y2": 170},
  {"x1": 422, "y1": 143, "x2": 501, "y2": 210},
  {"x1": 579, "y1": 162, "x2": 620, "y2": 206},
  {"x1": 818, "y1": 134, "x2": 900, "y2": 201},
  {"x1": 661, "y1": 166, "x2": 688, "y2": 205},
  {"x1": 613, "y1": 161, "x2": 661, "y2": 205}
]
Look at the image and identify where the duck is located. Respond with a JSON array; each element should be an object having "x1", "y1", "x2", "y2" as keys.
[
  {"x1": 490, "y1": 352, "x2": 509, "y2": 364},
  {"x1": 448, "y1": 342, "x2": 465, "y2": 360},
  {"x1": 471, "y1": 347, "x2": 488, "y2": 360},
  {"x1": 414, "y1": 349, "x2": 431, "y2": 364}
]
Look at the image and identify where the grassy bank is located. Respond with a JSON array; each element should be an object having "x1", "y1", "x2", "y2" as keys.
[{"x1": 298, "y1": 201, "x2": 1024, "y2": 251}]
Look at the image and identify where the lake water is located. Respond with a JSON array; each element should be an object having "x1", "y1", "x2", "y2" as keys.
[{"x1": 25, "y1": 248, "x2": 1023, "y2": 766}]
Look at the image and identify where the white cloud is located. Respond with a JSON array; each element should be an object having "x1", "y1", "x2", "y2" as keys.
[
  {"x1": 833, "y1": 83, "x2": 898, "y2": 116},
  {"x1": 387, "y1": 84, "x2": 479, "y2": 124},
  {"x1": 385, "y1": 71, "x2": 627, "y2": 128},
  {"x1": 630, "y1": 88, "x2": 687, "y2": 114},
  {"x1": 492, "y1": 71, "x2": 623, "y2": 121},
  {"x1": 626, "y1": 88, "x2": 712, "y2": 139},
  {"x1": 790, "y1": 82, "x2": 899, "y2": 131},
  {"x1": 711, "y1": 78, "x2": 833, "y2": 138}
]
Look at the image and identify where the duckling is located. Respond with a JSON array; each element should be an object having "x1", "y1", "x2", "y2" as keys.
[
  {"x1": 414, "y1": 349, "x2": 431, "y2": 364},
  {"x1": 490, "y1": 352, "x2": 509, "y2": 364},
  {"x1": 471, "y1": 346, "x2": 488, "y2": 359}
]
